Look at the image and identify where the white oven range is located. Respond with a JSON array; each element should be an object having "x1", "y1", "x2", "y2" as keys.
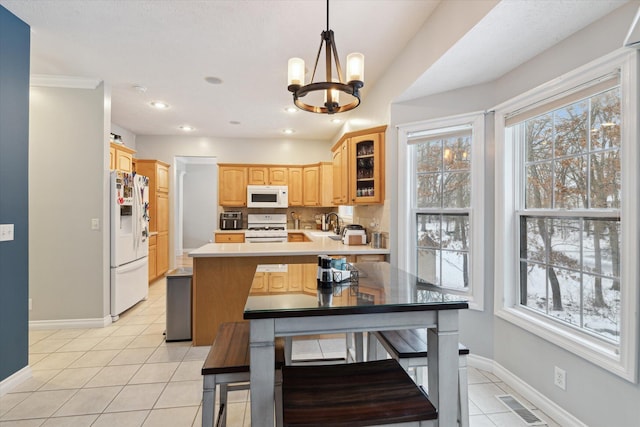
[{"x1": 245, "y1": 213, "x2": 288, "y2": 243}]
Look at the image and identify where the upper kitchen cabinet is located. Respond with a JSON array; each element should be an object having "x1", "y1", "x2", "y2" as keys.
[
  {"x1": 135, "y1": 159, "x2": 170, "y2": 281},
  {"x1": 303, "y1": 162, "x2": 333, "y2": 207},
  {"x1": 331, "y1": 125, "x2": 386, "y2": 205},
  {"x1": 109, "y1": 143, "x2": 136, "y2": 173},
  {"x1": 288, "y1": 167, "x2": 304, "y2": 206},
  {"x1": 332, "y1": 139, "x2": 349, "y2": 205},
  {"x1": 218, "y1": 164, "x2": 247, "y2": 206},
  {"x1": 248, "y1": 166, "x2": 288, "y2": 186}
]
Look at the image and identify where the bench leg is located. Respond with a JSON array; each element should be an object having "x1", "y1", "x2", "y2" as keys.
[
  {"x1": 202, "y1": 374, "x2": 217, "y2": 427},
  {"x1": 218, "y1": 383, "x2": 229, "y2": 427},
  {"x1": 275, "y1": 369, "x2": 283, "y2": 427}
]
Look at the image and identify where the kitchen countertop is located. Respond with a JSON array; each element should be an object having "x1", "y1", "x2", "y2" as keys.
[{"x1": 190, "y1": 230, "x2": 389, "y2": 257}]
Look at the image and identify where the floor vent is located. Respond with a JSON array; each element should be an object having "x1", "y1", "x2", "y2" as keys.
[{"x1": 496, "y1": 394, "x2": 547, "y2": 426}]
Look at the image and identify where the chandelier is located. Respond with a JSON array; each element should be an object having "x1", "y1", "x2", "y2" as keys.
[{"x1": 287, "y1": 0, "x2": 364, "y2": 114}]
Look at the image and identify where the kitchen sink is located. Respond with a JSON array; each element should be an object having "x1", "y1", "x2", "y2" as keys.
[{"x1": 328, "y1": 235, "x2": 342, "y2": 241}]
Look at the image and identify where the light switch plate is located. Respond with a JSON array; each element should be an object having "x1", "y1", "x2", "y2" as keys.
[{"x1": 0, "y1": 224, "x2": 14, "y2": 241}]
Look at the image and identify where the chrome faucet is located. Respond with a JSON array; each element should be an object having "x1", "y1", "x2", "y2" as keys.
[{"x1": 325, "y1": 212, "x2": 341, "y2": 235}]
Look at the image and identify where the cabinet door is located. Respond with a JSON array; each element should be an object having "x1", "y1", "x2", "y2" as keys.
[
  {"x1": 302, "y1": 166, "x2": 319, "y2": 206},
  {"x1": 109, "y1": 145, "x2": 116, "y2": 171},
  {"x1": 268, "y1": 273, "x2": 288, "y2": 292},
  {"x1": 319, "y1": 163, "x2": 334, "y2": 207},
  {"x1": 157, "y1": 192, "x2": 169, "y2": 233},
  {"x1": 248, "y1": 167, "x2": 268, "y2": 185},
  {"x1": 148, "y1": 235, "x2": 157, "y2": 282},
  {"x1": 349, "y1": 132, "x2": 384, "y2": 204},
  {"x1": 156, "y1": 163, "x2": 169, "y2": 192},
  {"x1": 250, "y1": 273, "x2": 267, "y2": 294},
  {"x1": 269, "y1": 167, "x2": 288, "y2": 185},
  {"x1": 219, "y1": 166, "x2": 247, "y2": 206},
  {"x1": 156, "y1": 232, "x2": 169, "y2": 277},
  {"x1": 116, "y1": 150, "x2": 133, "y2": 173},
  {"x1": 288, "y1": 264, "x2": 303, "y2": 292},
  {"x1": 288, "y1": 167, "x2": 304, "y2": 206}
]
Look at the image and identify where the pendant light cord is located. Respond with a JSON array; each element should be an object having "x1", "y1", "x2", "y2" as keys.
[{"x1": 326, "y1": 0, "x2": 329, "y2": 31}]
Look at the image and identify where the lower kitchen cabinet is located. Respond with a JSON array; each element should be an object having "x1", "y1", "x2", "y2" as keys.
[
  {"x1": 148, "y1": 234, "x2": 157, "y2": 282},
  {"x1": 214, "y1": 232, "x2": 245, "y2": 243},
  {"x1": 156, "y1": 232, "x2": 169, "y2": 279}
]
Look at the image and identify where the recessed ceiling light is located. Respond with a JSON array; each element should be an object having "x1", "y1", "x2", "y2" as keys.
[
  {"x1": 150, "y1": 101, "x2": 169, "y2": 109},
  {"x1": 180, "y1": 125, "x2": 195, "y2": 131},
  {"x1": 330, "y1": 118, "x2": 343, "y2": 124},
  {"x1": 229, "y1": 121, "x2": 241, "y2": 125},
  {"x1": 132, "y1": 84, "x2": 147, "y2": 93},
  {"x1": 282, "y1": 128, "x2": 295, "y2": 134},
  {"x1": 284, "y1": 107, "x2": 297, "y2": 113},
  {"x1": 205, "y1": 76, "x2": 223, "y2": 85}
]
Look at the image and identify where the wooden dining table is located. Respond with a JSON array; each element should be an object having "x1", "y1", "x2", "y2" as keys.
[{"x1": 243, "y1": 261, "x2": 469, "y2": 427}]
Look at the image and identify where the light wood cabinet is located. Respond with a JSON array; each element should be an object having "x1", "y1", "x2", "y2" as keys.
[
  {"x1": 214, "y1": 232, "x2": 245, "y2": 243},
  {"x1": 248, "y1": 166, "x2": 288, "y2": 185},
  {"x1": 250, "y1": 271, "x2": 289, "y2": 294},
  {"x1": 218, "y1": 165, "x2": 247, "y2": 207},
  {"x1": 219, "y1": 163, "x2": 332, "y2": 207},
  {"x1": 288, "y1": 167, "x2": 304, "y2": 206},
  {"x1": 287, "y1": 232, "x2": 311, "y2": 242},
  {"x1": 110, "y1": 143, "x2": 136, "y2": 172},
  {"x1": 136, "y1": 159, "x2": 170, "y2": 282},
  {"x1": 148, "y1": 234, "x2": 157, "y2": 280},
  {"x1": 303, "y1": 162, "x2": 333, "y2": 207},
  {"x1": 332, "y1": 139, "x2": 349, "y2": 205},
  {"x1": 331, "y1": 125, "x2": 386, "y2": 205}
]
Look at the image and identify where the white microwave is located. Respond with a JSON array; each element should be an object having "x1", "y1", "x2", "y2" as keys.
[{"x1": 247, "y1": 185, "x2": 289, "y2": 208}]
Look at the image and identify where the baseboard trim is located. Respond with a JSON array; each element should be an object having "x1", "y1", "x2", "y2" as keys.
[
  {"x1": 0, "y1": 366, "x2": 32, "y2": 397},
  {"x1": 29, "y1": 315, "x2": 112, "y2": 330},
  {"x1": 468, "y1": 355, "x2": 587, "y2": 427}
]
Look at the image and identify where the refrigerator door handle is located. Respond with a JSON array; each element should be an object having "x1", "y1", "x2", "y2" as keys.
[{"x1": 116, "y1": 257, "x2": 147, "y2": 274}]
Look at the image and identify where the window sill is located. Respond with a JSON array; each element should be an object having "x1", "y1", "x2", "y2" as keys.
[{"x1": 495, "y1": 305, "x2": 636, "y2": 382}]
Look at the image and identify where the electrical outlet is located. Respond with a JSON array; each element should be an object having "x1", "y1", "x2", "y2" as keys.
[
  {"x1": 91, "y1": 218, "x2": 100, "y2": 230},
  {"x1": 554, "y1": 366, "x2": 566, "y2": 390}
]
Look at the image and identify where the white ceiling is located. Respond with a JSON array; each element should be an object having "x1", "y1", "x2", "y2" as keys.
[{"x1": 0, "y1": 0, "x2": 629, "y2": 141}]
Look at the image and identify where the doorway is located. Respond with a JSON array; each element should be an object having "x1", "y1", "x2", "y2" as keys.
[{"x1": 174, "y1": 156, "x2": 218, "y2": 259}]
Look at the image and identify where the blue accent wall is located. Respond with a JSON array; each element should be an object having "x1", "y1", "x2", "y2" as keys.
[{"x1": 0, "y1": 5, "x2": 30, "y2": 382}]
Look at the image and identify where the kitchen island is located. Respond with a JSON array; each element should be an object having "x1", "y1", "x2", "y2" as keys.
[{"x1": 189, "y1": 230, "x2": 390, "y2": 345}]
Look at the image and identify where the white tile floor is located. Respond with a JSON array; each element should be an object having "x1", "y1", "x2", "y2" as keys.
[{"x1": 0, "y1": 277, "x2": 561, "y2": 427}]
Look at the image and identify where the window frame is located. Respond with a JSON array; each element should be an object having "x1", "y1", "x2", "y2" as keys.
[
  {"x1": 398, "y1": 112, "x2": 485, "y2": 310},
  {"x1": 494, "y1": 49, "x2": 639, "y2": 382}
]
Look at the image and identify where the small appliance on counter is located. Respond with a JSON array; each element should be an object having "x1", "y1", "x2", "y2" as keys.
[
  {"x1": 220, "y1": 211, "x2": 243, "y2": 230},
  {"x1": 342, "y1": 224, "x2": 367, "y2": 245}
]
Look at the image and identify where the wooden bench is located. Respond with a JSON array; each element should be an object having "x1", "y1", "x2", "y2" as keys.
[
  {"x1": 202, "y1": 322, "x2": 285, "y2": 427},
  {"x1": 282, "y1": 359, "x2": 437, "y2": 426},
  {"x1": 370, "y1": 329, "x2": 470, "y2": 427}
]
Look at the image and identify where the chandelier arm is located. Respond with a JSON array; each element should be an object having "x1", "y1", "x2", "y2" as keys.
[
  {"x1": 328, "y1": 30, "x2": 345, "y2": 84},
  {"x1": 309, "y1": 33, "x2": 327, "y2": 84}
]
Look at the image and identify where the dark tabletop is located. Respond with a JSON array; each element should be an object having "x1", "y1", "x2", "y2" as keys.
[{"x1": 243, "y1": 262, "x2": 469, "y2": 319}]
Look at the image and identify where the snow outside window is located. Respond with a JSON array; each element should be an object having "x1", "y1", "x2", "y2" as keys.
[
  {"x1": 494, "y1": 49, "x2": 639, "y2": 381},
  {"x1": 397, "y1": 113, "x2": 485, "y2": 310}
]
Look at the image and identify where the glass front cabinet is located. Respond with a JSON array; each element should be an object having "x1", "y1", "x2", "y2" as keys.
[{"x1": 332, "y1": 125, "x2": 386, "y2": 205}]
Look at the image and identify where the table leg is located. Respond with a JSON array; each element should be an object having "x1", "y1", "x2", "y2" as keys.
[
  {"x1": 427, "y1": 310, "x2": 460, "y2": 427},
  {"x1": 250, "y1": 319, "x2": 276, "y2": 427}
]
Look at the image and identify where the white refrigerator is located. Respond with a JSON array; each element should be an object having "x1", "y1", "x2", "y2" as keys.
[{"x1": 110, "y1": 171, "x2": 150, "y2": 320}]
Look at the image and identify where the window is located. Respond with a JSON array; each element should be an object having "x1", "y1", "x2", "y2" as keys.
[
  {"x1": 495, "y1": 49, "x2": 639, "y2": 381},
  {"x1": 398, "y1": 113, "x2": 485, "y2": 309}
]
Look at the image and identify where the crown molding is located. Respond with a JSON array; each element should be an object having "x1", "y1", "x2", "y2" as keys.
[{"x1": 30, "y1": 74, "x2": 102, "y2": 89}]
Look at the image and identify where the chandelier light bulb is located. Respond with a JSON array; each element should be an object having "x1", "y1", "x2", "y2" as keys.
[
  {"x1": 288, "y1": 58, "x2": 305, "y2": 87},
  {"x1": 346, "y1": 52, "x2": 364, "y2": 83}
]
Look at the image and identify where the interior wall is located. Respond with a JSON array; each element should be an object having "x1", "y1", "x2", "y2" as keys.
[
  {"x1": 29, "y1": 84, "x2": 109, "y2": 322},
  {"x1": 0, "y1": 5, "x2": 30, "y2": 384},
  {"x1": 183, "y1": 162, "x2": 218, "y2": 249},
  {"x1": 135, "y1": 135, "x2": 334, "y2": 268},
  {"x1": 389, "y1": 3, "x2": 640, "y2": 426}
]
